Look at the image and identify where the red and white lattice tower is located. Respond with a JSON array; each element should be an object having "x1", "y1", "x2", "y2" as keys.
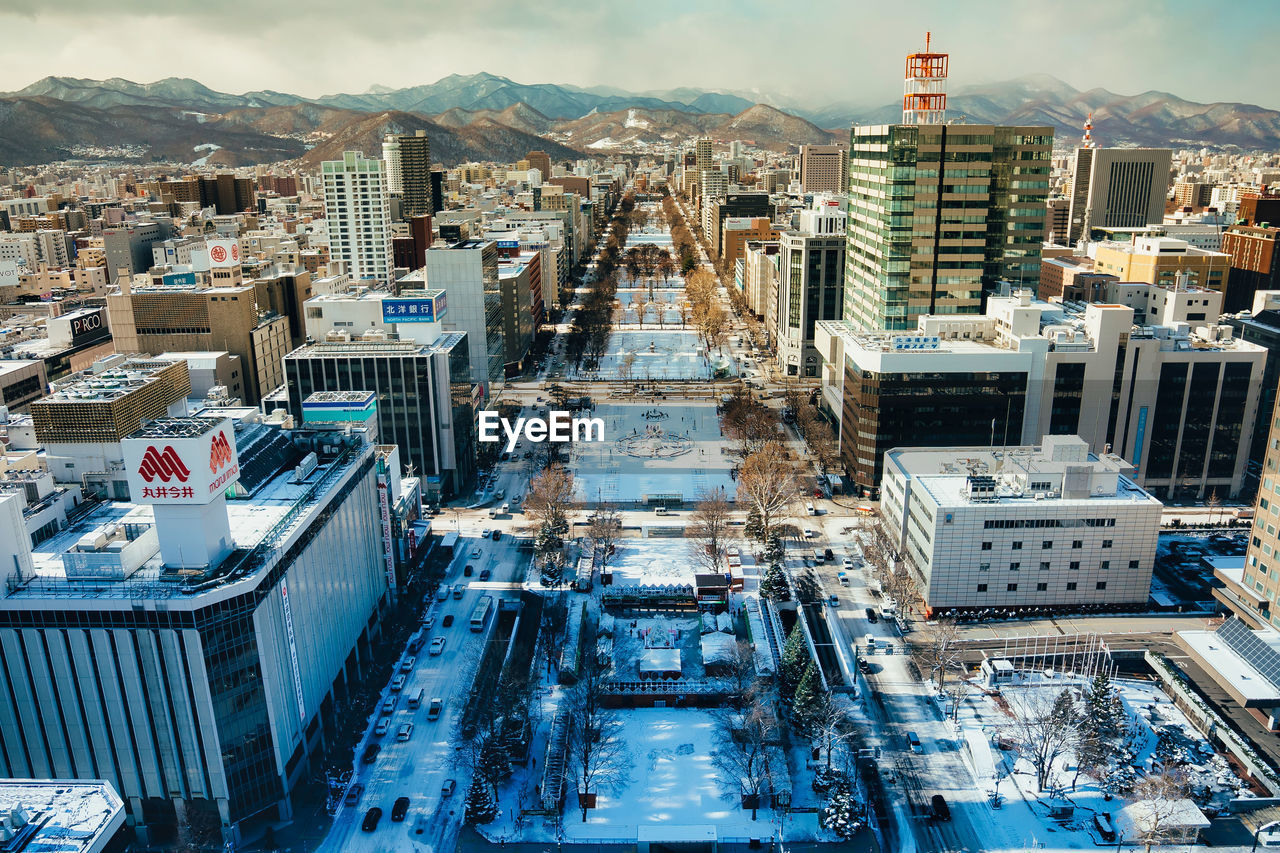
[
  {"x1": 903, "y1": 32, "x2": 948, "y2": 125},
  {"x1": 1082, "y1": 112, "x2": 1098, "y2": 148}
]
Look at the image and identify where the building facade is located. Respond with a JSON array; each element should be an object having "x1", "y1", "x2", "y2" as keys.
[
  {"x1": 775, "y1": 203, "x2": 845, "y2": 377},
  {"x1": 321, "y1": 151, "x2": 392, "y2": 284},
  {"x1": 844, "y1": 123, "x2": 1052, "y2": 330},
  {"x1": 797, "y1": 144, "x2": 849, "y2": 194},
  {"x1": 1067, "y1": 148, "x2": 1172, "y2": 244},
  {"x1": 422, "y1": 240, "x2": 504, "y2": 396},
  {"x1": 881, "y1": 435, "x2": 1162, "y2": 616}
]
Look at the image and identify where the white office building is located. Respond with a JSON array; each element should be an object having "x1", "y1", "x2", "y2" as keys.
[
  {"x1": 0, "y1": 417, "x2": 390, "y2": 843},
  {"x1": 321, "y1": 151, "x2": 393, "y2": 285},
  {"x1": 881, "y1": 435, "x2": 1163, "y2": 616},
  {"x1": 382, "y1": 134, "x2": 403, "y2": 195}
]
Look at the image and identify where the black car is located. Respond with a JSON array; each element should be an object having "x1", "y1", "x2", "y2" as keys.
[
  {"x1": 391, "y1": 796, "x2": 410, "y2": 822},
  {"x1": 865, "y1": 607, "x2": 879, "y2": 623},
  {"x1": 824, "y1": 547, "x2": 834, "y2": 561},
  {"x1": 361, "y1": 742, "x2": 380, "y2": 764},
  {"x1": 344, "y1": 783, "x2": 363, "y2": 806},
  {"x1": 442, "y1": 614, "x2": 454, "y2": 627},
  {"x1": 361, "y1": 807, "x2": 382, "y2": 831},
  {"x1": 479, "y1": 568, "x2": 491, "y2": 581},
  {"x1": 463, "y1": 564, "x2": 474, "y2": 577},
  {"x1": 857, "y1": 657, "x2": 871, "y2": 674},
  {"x1": 931, "y1": 794, "x2": 951, "y2": 821}
]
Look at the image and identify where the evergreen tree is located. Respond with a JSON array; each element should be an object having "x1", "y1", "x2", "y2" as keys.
[
  {"x1": 778, "y1": 625, "x2": 811, "y2": 702},
  {"x1": 764, "y1": 535, "x2": 786, "y2": 566},
  {"x1": 759, "y1": 563, "x2": 790, "y2": 602},
  {"x1": 744, "y1": 507, "x2": 765, "y2": 543},
  {"x1": 820, "y1": 777, "x2": 864, "y2": 839},
  {"x1": 1076, "y1": 670, "x2": 1128, "y2": 784},
  {"x1": 791, "y1": 662, "x2": 823, "y2": 734},
  {"x1": 464, "y1": 775, "x2": 498, "y2": 824},
  {"x1": 479, "y1": 734, "x2": 512, "y2": 798}
]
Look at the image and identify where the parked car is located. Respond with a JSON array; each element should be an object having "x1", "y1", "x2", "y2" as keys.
[
  {"x1": 400, "y1": 656, "x2": 415, "y2": 673},
  {"x1": 441, "y1": 779, "x2": 456, "y2": 798},
  {"x1": 397, "y1": 723, "x2": 414, "y2": 742},
  {"x1": 435, "y1": 587, "x2": 449, "y2": 602},
  {"x1": 865, "y1": 607, "x2": 879, "y2": 623},
  {"x1": 463, "y1": 564, "x2": 474, "y2": 577},
  {"x1": 421, "y1": 613, "x2": 435, "y2": 629},
  {"x1": 828, "y1": 594, "x2": 839, "y2": 606},
  {"x1": 407, "y1": 636, "x2": 424, "y2": 654},
  {"x1": 479, "y1": 568, "x2": 491, "y2": 581},
  {"x1": 442, "y1": 614, "x2": 455, "y2": 627},
  {"x1": 361, "y1": 743, "x2": 380, "y2": 764},
  {"x1": 374, "y1": 717, "x2": 390, "y2": 736},
  {"x1": 492, "y1": 529, "x2": 501, "y2": 541},
  {"x1": 430, "y1": 637, "x2": 446, "y2": 655},
  {"x1": 390, "y1": 674, "x2": 406, "y2": 691},
  {"x1": 361, "y1": 807, "x2": 382, "y2": 832},
  {"x1": 344, "y1": 784, "x2": 363, "y2": 806},
  {"x1": 381, "y1": 696, "x2": 396, "y2": 714}
]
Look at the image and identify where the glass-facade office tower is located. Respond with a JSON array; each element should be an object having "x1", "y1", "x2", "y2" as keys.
[{"x1": 844, "y1": 124, "x2": 1052, "y2": 330}]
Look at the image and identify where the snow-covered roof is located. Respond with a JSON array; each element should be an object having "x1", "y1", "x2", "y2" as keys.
[
  {"x1": 701, "y1": 631, "x2": 737, "y2": 666},
  {"x1": 639, "y1": 647, "x2": 682, "y2": 673},
  {"x1": 1118, "y1": 798, "x2": 1210, "y2": 835},
  {"x1": 1178, "y1": 629, "x2": 1280, "y2": 703},
  {"x1": 0, "y1": 778, "x2": 125, "y2": 853}
]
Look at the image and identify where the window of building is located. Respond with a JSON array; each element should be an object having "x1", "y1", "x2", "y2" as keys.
[
  {"x1": 1009, "y1": 562, "x2": 1020, "y2": 571},
  {"x1": 1066, "y1": 582, "x2": 1077, "y2": 591},
  {"x1": 1012, "y1": 541, "x2": 1023, "y2": 550},
  {"x1": 1129, "y1": 560, "x2": 1139, "y2": 569},
  {"x1": 1096, "y1": 581, "x2": 1107, "y2": 590},
  {"x1": 1069, "y1": 561, "x2": 1080, "y2": 570},
  {"x1": 1036, "y1": 583, "x2": 1048, "y2": 591},
  {"x1": 1042, "y1": 541, "x2": 1053, "y2": 549},
  {"x1": 1100, "y1": 560, "x2": 1110, "y2": 570},
  {"x1": 977, "y1": 583, "x2": 988, "y2": 592},
  {"x1": 1102, "y1": 539, "x2": 1113, "y2": 548},
  {"x1": 979, "y1": 563, "x2": 990, "y2": 572},
  {"x1": 1007, "y1": 583, "x2": 1018, "y2": 592},
  {"x1": 981, "y1": 541, "x2": 992, "y2": 550},
  {"x1": 1072, "y1": 540, "x2": 1083, "y2": 549},
  {"x1": 1039, "y1": 561, "x2": 1051, "y2": 571}
]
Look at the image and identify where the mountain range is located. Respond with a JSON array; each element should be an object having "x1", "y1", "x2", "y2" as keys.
[{"x1": 1, "y1": 71, "x2": 1278, "y2": 167}]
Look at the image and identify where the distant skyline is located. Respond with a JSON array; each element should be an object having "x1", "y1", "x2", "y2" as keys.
[{"x1": 1, "y1": 0, "x2": 1278, "y2": 110}]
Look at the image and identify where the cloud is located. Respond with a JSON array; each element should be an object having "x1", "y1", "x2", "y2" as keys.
[{"x1": 0, "y1": 0, "x2": 1276, "y2": 109}]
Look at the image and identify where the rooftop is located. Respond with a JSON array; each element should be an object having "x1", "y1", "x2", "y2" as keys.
[
  {"x1": 0, "y1": 778, "x2": 125, "y2": 853},
  {"x1": 37, "y1": 358, "x2": 180, "y2": 405},
  {"x1": 128, "y1": 417, "x2": 219, "y2": 439}
]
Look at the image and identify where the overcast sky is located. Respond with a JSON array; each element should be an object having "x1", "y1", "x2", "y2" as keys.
[{"x1": 1, "y1": 0, "x2": 1276, "y2": 109}]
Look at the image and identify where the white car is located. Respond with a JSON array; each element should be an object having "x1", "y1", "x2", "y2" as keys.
[
  {"x1": 471, "y1": 547, "x2": 482, "y2": 558},
  {"x1": 430, "y1": 637, "x2": 446, "y2": 656},
  {"x1": 804, "y1": 528, "x2": 816, "y2": 539}
]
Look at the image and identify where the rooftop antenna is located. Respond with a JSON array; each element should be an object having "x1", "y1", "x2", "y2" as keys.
[
  {"x1": 1082, "y1": 112, "x2": 1098, "y2": 149},
  {"x1": 903, "y1": 32, "x2": 948, "y2": 125}
]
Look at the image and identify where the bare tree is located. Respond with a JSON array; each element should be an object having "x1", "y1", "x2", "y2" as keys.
[
  {"x1": 796, "y1": 408, "x2": 839, "y2": 473},
  {"x1": 568, "y1": 657, "x2": 630, "y2": 821},
  {"x1": 724, "y1": 640, "x2": 760, "y2": 711},
  {"x1": 737, "y1": 442, "x2": 798, "y2": 544},
  {"x1": 809, "y1": 691, "x2": 856, "y2": 772},
  {"x1": 588, "y1": 503, "x2": 621, "y2": 577},
  {"x1": 720, "y1": 389, "x2": 780, "y2": 457},
  {"x1": 1127, "y1": 769, "x2": 1193, "y2": 853},
  {"x1": 526, "y1": 464, "x2": 575, "y2": 532},
  {"x1": 914, "y1": 618, "x2": 964, "y2": 691},
  {"x1": 712, "y1": 699, "x2": 778, "y2": 820},
  {"x1": 1001, "y1": 688, "x2": 1080, "y2": 792},
  {"x1": 689, "y1": 487, "x2": 733, "y2": 574}
]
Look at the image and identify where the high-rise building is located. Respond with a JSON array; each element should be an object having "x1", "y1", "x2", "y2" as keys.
[
  {"x1": 721, "y1": 216, "x2": 777, "y2": 272},
  {"x1": 1067, "y1": 148, "x2": 1172, "y2": 244},
  {"x1": 525, "y1": 150, "x2": 552, "y2": 182},
  {"x1": 420, "y1": 240, "x2": 504, "y2": 395},
  {"x1": 1222, "y1": 226, "x2": 1280, "y2": 313},
  {"x1": 397, "y1": 131, "x2": 432, "y2": 219},
  {"x1": 283, "y1": 335, "x2": 476, "y2": 497},
  {"x1": 382, "y1": 134, "x2": 403, "y2": 194},
  {"x1": 695, "y1": 138, "x2": 713, "y2": 173},
  {"x1": 0, "y1": 417, "x2": 393, "y2": 842},
  {"x1": 321, "y1": 151, "x2": 392, "y2": 284},
  {"x1": 1046, "y1": 196, "x2": 1071, "y2": 245},
  {"x1": 881, "y1": 435, "x2": 1162, "y2": 617},
  {"x1": 797, "y1": 144, "x2": 849, "y2": 194},
  {"x1": 844, "y1": 124, "x2": 1052, "y2": 330},
  {"x1": 775, "y1": 200, "x2": 845, "y2": 377}
]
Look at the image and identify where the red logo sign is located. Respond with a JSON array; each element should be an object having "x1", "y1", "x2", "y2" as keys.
[
  {"x1": 210, "y1": 431, "x2": 233, "y2": 473},
  {"x1": 138, "y1": 446, "x2": 191, "y2": 483},
  {"x1": 231, "y1": 244, "x2": 240, "y2": 261},
  {"x1": 210, "y1": 245, "x2": 227, "y2": 263}
]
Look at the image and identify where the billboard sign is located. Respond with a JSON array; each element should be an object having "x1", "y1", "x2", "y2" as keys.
[
  {"x1": 377, "y1": 471, "x2": 397, "y2": 591},
  {"x1": 122, "y1": 418, "x2": 240, "y2": 504},
  {"x1": 206, "y1": 238, "x2": 241, "y2": 268},
  {"x1": 496, "y1": 239, "x2": 519, "y2": 249},
  {"x1": 0, "y1": 260, "x2": 18, "y2": 287},
  {"x1": 890, "y1": 335, "x2": 940, "y2": 351},
  {"x1": 69, "y1": 309, "x2": 109, "y2": 345},
  {"x1": 382, "y1": 292, "x2": 446, "y2": 323},
  {"x1": 162, "y1": 271, "x2": 198, "y2": 287}
]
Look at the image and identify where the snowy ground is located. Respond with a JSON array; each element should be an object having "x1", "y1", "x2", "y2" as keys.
[
  {"x1": 569, "y1": 329, "x2": 736, "y2": 380},
  {"x1": 946, "y1": 672, "x2": 1250, "y2": 849},
  {"x1": 605, "y1": 539, "x2": 702, "y2": 586},
  {"x1": 568, "y1": 402, "x2": 736, "y2": 502}
]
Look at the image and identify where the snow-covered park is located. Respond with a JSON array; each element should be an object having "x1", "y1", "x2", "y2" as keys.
[{"x1": 568, "y1": 402, "x2": 736, "y2": 502}]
